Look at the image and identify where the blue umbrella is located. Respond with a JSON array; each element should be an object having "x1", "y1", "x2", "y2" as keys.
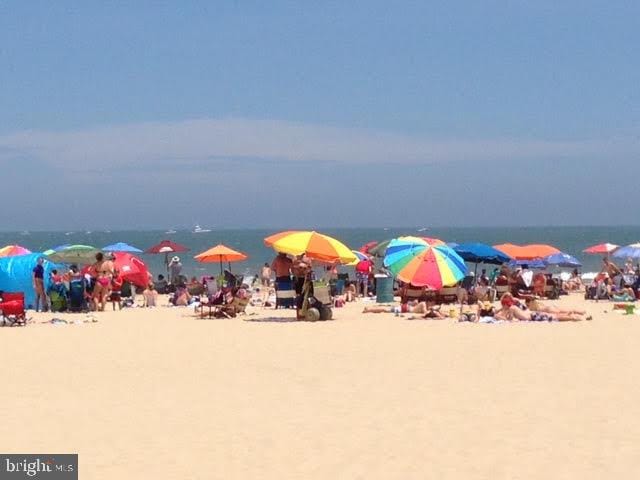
[
  {"x1": 508, "y1": 258, "x2": 547, "y2": 269},
  {"x1": 103, "y1": 242, "x2": 143, "y2": 253},
  {"x1": 454, "y1": 243, "x2": 512, "y2": 265},
  {"x1": 612, "y1": 243, "x2": 640, "y2": 259},
  {"x1": 545, "y1": 252, "x2": 582, "y2": 268}
]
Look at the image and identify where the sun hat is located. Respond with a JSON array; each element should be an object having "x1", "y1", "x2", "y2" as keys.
[{"x1": 172, "y1": 256, "x2": 180, "y2": 262}]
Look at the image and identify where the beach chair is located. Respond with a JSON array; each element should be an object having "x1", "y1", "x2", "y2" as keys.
[
  {"x1": 400, "y1": 285, "x2": 436, "y2": 304},
  {"x1": 437, "y1": 286, "x2": 458, "y2": 304},
  {"x1": 0, "y1": 292, "x2": 26, "y2": 326},
  {"x1": 68, "y1": 279, "x2": 87, "y2": 312},
  {"x1": 210, "y1": 292, "x2": 252, "y2": 318},
  {"x1": 275, "y1": 278, "x2": 295, "y2": 309}
]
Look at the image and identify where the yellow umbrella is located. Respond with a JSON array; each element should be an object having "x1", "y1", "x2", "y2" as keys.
[{"x1": 264, "y1": 230, "x2": 356, "y2": 264}]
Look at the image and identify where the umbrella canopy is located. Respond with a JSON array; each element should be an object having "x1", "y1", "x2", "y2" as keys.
[
  {"x1": 145, "y1": 240, "x2": 189, "y2": 254},
  {"x1": 508, "y1": 258, "x2": 548, "y2": 269},
  {"x1": 264, "y1": 230, "x2": 356, "y2": 264},
  {"x1": 0, "y1": 245, "x2": 32, "y2": 258},
  {"x1": 195, "y1": 244, "x2": 248, "y2": 263},
  {"x1": 81, "y1": 252, "x2": 151, "y2": 288},
  {"x1": 383, "y1": 236, "x2": 467, "y2": 288},
  {"x1": 583, "y1": 243, "x2": 619, "y2": 254},
  {"x1": 103, "y1": 242, "x2": 143, "y2": 253},
  {"x1": 359, "y1": 241, "x2": 379, "y2": 254},
  {"x1": 367, "y1": 239, "x2": 392, "y2": 257},
  {"x1": 544, "y1": 252, "x2": 582, "y2": 268},
  {"x1": 454, "y1": 243, "x2": 512, "y2": 265},
  {"x1": 347, "y1": 250, "x2": 370, "y2": 266},
  {"x1": 46, "y1": 245, "x2": 100, "y2": 264},
  {"x1": 494, "y1": 243, "x2": 560, "y2": 260},
  {"x1": 195, "y1": 244, "x2": 248, "y2": 274},
  {"x1": 612, "y1": 243, "x2": 640, "y2": 259}
]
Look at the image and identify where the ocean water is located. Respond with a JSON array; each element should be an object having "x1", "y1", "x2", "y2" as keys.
[{"x1": 2, "y1": 226, "x2": 639, "y2": 279}]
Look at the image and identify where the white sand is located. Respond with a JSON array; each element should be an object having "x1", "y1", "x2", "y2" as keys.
[{"x1": 2, "y1": 294, "x2": 639, "y2": 479}]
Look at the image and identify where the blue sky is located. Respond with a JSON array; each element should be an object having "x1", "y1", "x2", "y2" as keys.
[{"x1": 0, "y1": 1, "x2": 638, "y2": 229}]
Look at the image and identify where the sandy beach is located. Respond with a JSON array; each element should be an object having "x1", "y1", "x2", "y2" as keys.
[{"x1": 1, "y1": 293, "x2": 638, "y2": 479}]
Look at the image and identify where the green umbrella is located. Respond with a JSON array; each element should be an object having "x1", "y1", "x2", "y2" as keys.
[
  {"x1": 367, "y1": 239, "x2": 392, "y2": 257},
  {"x1": 46, "y1": 244, "x2": 101, "y2": 264}
]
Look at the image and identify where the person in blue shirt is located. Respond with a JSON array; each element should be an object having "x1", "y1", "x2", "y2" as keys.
[{"x1": 32, "y1": 257, "x2": 48, "y2": 312}]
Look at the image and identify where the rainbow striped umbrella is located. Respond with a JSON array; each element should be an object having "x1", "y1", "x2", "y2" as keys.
[
  {"x1": 0, "y1": 244, "x2": 32, "y2": 257},
  {"x1": 383, "y1": 236, "x2": 467, "y2": 288},
  {"x1": 264, "y1": 230, "x2": 357, "y2": 264}
]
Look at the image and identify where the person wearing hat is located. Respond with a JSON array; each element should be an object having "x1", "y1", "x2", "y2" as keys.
[{"x1": 169, "y1": 256, "x2": 183, "y2": 285}]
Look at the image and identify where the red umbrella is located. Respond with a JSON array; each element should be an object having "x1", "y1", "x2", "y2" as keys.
[
  {"x1": 146, "y1": 240, "x2": 189, "y2": 274},
  {"x1": 583, "y1": 243, "x2": 619, "y2": 255},
  {"x1": 82, "y1": 253, "x2": 151, "y2": 288},
  {"x1": 145, "y1": 240, "x2": 189, "y2": 254},
  {"x1": 359, "y1": 241, "x2": 379, "y2": 254}
]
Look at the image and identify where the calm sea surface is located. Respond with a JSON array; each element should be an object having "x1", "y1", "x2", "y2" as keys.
[{"x1": 2, "y1": 227, "x2": 639, "y2": 278}]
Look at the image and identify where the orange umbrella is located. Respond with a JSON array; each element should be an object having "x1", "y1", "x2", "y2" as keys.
[
  {"x1": 195, "y1": 244, "x2": 248, "y2": 274},
  {"x1": 494, "y1": 243, "x2": 560, "y2": 260}
]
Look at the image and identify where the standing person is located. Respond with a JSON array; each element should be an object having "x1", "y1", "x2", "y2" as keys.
[
  {"x1": 261, "y1": 262, "x2": 272, "y2": 287},
  {"x1": 168, "y1": 256, "x2": 183, "y2": 285},
  {"x1": 90, "y1": 252, "x2": 114, "y2": 311},
  {"x1": 32, "y1": 257, "x2": 48, "y2": 312},
  {"x1": 355, "y1": 256, "x2": 373, "y2": 297},
  {"x1": 292, "y1": 254, "x2": 312, "y2": 309},
  {"x1": 271, "y1": 252, "x2": 293, "y2": 283}
]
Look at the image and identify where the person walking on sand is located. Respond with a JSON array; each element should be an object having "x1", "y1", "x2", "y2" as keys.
[
  {"x1": 261, "y1": 262, "x2": 272, "y2": 287},
  {"x1": 355, "y1": 256, "x2": 373, "y2": 297},
  {"x1": 32, "y1": 257, "x2": 48, "y2": 312}
]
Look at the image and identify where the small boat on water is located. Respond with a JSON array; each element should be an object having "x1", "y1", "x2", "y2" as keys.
[
  {"x1": 193, "y1": 225, "x2": 211, "y2": 233},
  {"x1": 417, "y1": 227, "x2": 428, "y2": 232},
  {"x1": 20, "y1": 230, "x2": 30, "y2": 236},
  {"x1": 165, "y1": 229, "x2": 177, "y2": 235}
]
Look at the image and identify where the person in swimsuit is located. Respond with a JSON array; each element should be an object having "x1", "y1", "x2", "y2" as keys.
[{"x1": 91, "y1": 252, "x2": 114, "y2": 311}]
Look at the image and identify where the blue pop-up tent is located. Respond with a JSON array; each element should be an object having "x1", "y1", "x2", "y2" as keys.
[{"x1": 0, "y1": 253, "x2": 59, "y2": 308}]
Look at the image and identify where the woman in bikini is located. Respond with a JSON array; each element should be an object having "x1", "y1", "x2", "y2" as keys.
[{"x1": 91, "y1": 252, "x2": 114, "y2": 311}]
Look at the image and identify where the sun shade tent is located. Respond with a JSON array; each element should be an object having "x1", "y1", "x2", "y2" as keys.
[{"x1": 0, "y1": 253, "x2": 59, "y2": 307}]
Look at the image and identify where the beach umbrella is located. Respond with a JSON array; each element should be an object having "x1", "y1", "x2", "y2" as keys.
[
  {"x1": 367, "y1": 239, "x2": 393, "y2": 257},
  {"x1": 508, "y1": 258, "x2": 548, "y2": 269},
  {"x1": 544, "y1": 252, "x2": 582, "y2": 268},
  {"x1": 46, "y1": 245, "x2": 100, "y2": 264},
  {"x1": 383, "y1": 237, "x2": 467, "y2": 289},
  {"x1": 359, "y1": 241, "x2": 379, "y2": 254},
  {"x1": 103, "y1": 242, "x2": 143, "y2": 253},
  {"x1": 42, "y1": 244, "x2": 71, "y2": 256},
  {"x1": 264, "y1": 230, "x2": 356, "y2": 264},
  {"x1": 0, "y1": 245, "x2": 32, "y2": 258},
  {"x1": 81, "y1": 252, "x2": 151, "y2": 288},
  {"x1": 145, "y1": 240, "x2": 189, "y2": 272},
  {"x1": 346, "y1": 250, "x2": 370, "y2": 266},
  {"x1": 195, "y1": 244, "x2": 248, "y2": 274},
  {"x1": 494, "y1": 243, "x2": 560, "y2": 260},
  {"x1": 583, "y1": 243, "x2": 619, "y2": 255},
  {"x1": 612, "y1": 243, "x2": 640, "y2": 259},
  {"x1": 112, "y1": 253, "x2": 150, "y2": 288},
  {"x1": 454, "y1": 243, "x2": 512, "y2": 265}
]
